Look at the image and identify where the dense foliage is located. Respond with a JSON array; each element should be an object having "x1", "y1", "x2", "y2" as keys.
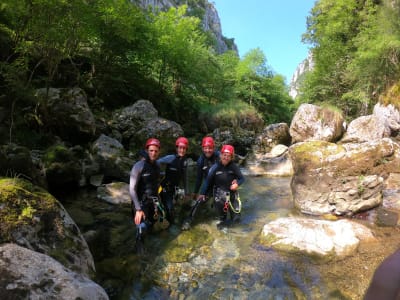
[
  {"x1": 0, "y1": 0, "x2": 292, "y2": 147},
  {"x1": 299, "y1": 0, "x2": 400, "y2": 118}
]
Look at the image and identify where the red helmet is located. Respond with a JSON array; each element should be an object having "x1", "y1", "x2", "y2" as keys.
[
  {"x1": 202, "y1": 136, "x2": 214, "y2": 148},
  {"x1": 221, "y1": 144, "x2": 234, "y2": 156},
  {"x1": 145, "y1": 138, "x2": 161, "y2": 149},
  {"x1": 176, "y1": 137, "x2": 189, "y2": 148}
]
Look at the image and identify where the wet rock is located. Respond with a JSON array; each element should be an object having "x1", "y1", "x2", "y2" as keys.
[
  {"x1": 288, "y1": 138, "x2": 400, "y2": 215},
  {"x1": 35, "y1": 87, "x2": 96, "y2": 144},
  {"x1": 0, "y1": 243, "x2": 108, "y2": 300},
  {"x1": 290, "y1": 103, "x2": 345, "y2": 143},
  {"x1": 261, "y1": 217, "x2": 375, "y2": 256},
  {"x1": 0, "y1": 178, "x2": 95, "y2": 276},
  {"x1": 97, "y1": 182, "x2": 130, "y2": 205}
]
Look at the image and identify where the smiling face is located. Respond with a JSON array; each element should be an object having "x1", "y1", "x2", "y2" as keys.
[
  {"x1": 176, "y1": 145, "x2": 187, "y2": 157},
  {"x1": 202, "y1": 146, "x2": 214, "y2": 158},
  {"x1": 220, "y1": 152, "x2": 232, "y2": 166}
]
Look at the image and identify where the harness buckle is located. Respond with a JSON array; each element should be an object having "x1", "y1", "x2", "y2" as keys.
[{"x1": 223, "y1": 200, "x2": 229, "y2": 212}]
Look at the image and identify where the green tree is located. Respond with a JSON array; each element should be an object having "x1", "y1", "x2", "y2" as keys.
[
  {"x1": 235, "y1": 48, "x2": 270, "y2": 105},
  {"x1": 300, "y1": 0, "x2": 367, "y2": 114},
  {"x1": 0, "y1": 0, "x2": 97, "y2": 143},
  {"x1": 89, "y1": 0, "x2": 155, "y2": 107},
  {"x1": 234, "y1": 48, "x2": 293, "y2": 123},
  {"x1": 149, "y1": 5, "x2": 224, "y2": 121},
  {"x1": 348, "y1": 0, "x2": 400, "y2": 102}
]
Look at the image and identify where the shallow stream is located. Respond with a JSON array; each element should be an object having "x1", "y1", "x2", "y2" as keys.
[{"x1": 63, "y1": 172, "x2": 400, "y2": 300}]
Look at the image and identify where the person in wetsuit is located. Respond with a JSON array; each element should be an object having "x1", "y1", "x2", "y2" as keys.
[
  {"x1": 157, "y1": 137, "x2": 189, "y2": 225},
  {"x1": 197, "y1": 144, "x2": 244, "y2": 230},
  {"x1": 181, "y1": 136, "x2": 220, "y2": 230},
  {"x1": 129, "y1": 138, "x2": 161, "y2": 254}
]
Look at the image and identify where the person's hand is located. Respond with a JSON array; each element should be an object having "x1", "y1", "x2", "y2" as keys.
[
  {"x1": 197, "y1": 195, "x2": 206, "y2": 202},
  {"x1": 230, "y1": 180, "x2": 238, "y2": 191},
  {"x1": 134, "y1": 210, "x2": 145, "y2": 225}
]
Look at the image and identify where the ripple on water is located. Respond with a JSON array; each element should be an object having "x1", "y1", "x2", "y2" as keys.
[{"x1": 62, "y1": 177, "x2": 400, "y2": 299}]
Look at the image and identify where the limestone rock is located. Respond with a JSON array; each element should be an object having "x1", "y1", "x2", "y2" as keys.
[
  {"x1": 261, "y1": 217, "x2": 375, "y2": 256},
  {"x1": 0, "y1": 243, "x2": 108, "y2": 300}
]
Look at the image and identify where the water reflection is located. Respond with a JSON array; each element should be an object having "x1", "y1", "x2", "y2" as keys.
[
  {"x1": 63, "y1": 173, "x2": 400, "y2": 300},
  {"x1": 124, "y1": 176, "x2": 322, "y2": 299}
]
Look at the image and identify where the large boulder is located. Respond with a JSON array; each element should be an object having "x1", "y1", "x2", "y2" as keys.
[
  {"x1": 212, "y1": 127, "x2": 256, "y2": 157},
  {"x1": 0, "y1": 243, "x2": 108, "y2": 300},
  {"x1": 261, "y1": 217, "x2": 375, "y2": 256},
  {"x1": 110, "y1": 99, "x2": 158, "y2": 145},
  {"x1": 35, "y1": 87, "x2": 96, "y2": 144},
  {"x1": 373, "y1": 103, "x2": 400, "y2": 135},
  {"x1": 288, "y1": 138, "x2": 400, "y2": 215},
  {"x1": 91, "y1": 134, "x2": 134, "y2": 182},
  {"x1": 340, "y1": 115, "x2": 385, "y2": 143},
  {"x1": 245, "y1": 145, "x2": 293, "y2": 177},
  {"x1": 0, "y1": 143, "x2": 46, "y2": 188},
  {"x1": 42, "y1": 144, "x2": 83, "y2": 191},
  {"x1": 0, "y1": 177, "x2": 95, "y2": 276},
  {"x1": 136, "y1": 117, "x2": 184, "y2": 154},
  {"x1": 289, "y1": 103, "x2": 345, "y2": 143},
  {"x1": 110, "y1": 100, "x2": 184, "y2": 154},
  {"x1": 245, "y1": 123, "x2": 292, "y2": 176},
  {"x1": 341, "y1": 103, "x2": 400, "y2": 143},
  {"x1": 253, "y1": 123, "x2": 291, "y2": 153}
]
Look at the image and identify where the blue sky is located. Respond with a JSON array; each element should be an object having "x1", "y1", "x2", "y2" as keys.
[{"x1": 212, "y1": 0, "x2": 316, "y2": 83}]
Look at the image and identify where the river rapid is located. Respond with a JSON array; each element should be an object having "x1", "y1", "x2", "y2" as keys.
[{"x1": 62, "y1": 170, "x2": 400, "y2": 300}]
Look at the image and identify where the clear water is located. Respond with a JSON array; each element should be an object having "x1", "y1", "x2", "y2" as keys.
[{"x1": 63, "y1": 172, "x2": 400, "y2": 300}]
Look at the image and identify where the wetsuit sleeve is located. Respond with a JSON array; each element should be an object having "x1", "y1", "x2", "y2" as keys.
[
  {"x1": 129, "y1": 160, "x2": 144, "y2": 210},
  {"x1": 193, "y1": 156, "x2": 203, "y2": 194},
  {"x1": 157, "y1": 154, "x2": 175, "y2": 165},
  {"x1": 157, "y1": 154, "x2": 175, "y2": 180},
  {"x1": 233, "y1": 163, "x2": 245, "y2": 185},
  {"x1": 200, "y1": 163, "x2": 217, "y2": 195}
]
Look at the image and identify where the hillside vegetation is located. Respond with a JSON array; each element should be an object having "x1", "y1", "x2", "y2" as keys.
[
  {"x1": 298, "y1": 0, "x2": 400, "y2": 117},
  {"x1": 1, "y1": 0, "x2": 400, "y2": 148},
  {"x1": 0, "y1": 0, "x2": 292, "y2": 147}
]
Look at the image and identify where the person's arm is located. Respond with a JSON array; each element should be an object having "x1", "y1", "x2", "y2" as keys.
[
  {"x1": 157, "y1": 154, "x2": 175, "y2": 165},
  {"x1": 157, "y1": 154, "x2": 175, "y2": 180},
  {"x1": 230, "y1": 163, "x2": 245, "y2": 191},
  {"x1": 364, "y1": 248, "x2": 400, "y2": 300},
  {"x1": 199, "y1": 163, "x2": 217, "y2": 197},
  {"x1": 129, "y1": 160, "x2": 145, "y2": 224}
]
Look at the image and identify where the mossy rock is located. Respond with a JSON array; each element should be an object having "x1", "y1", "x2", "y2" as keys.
[
  {"x1": 0, "y1": 177, "x2": 95, "y2": 276},
  {"x1": 163, "y1": 228, "x2": 213, "y2": 263},
  {"x1": 0, "y1": 177, "x2": 58, "y2": 242}
]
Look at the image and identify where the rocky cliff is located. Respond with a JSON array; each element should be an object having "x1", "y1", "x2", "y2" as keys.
[
  {"x1": 131, "y1": 0, "x2": 238, "y2": 54},
  {"x1": 289, "y1": 51, "x2": 314, "y2": 99}
]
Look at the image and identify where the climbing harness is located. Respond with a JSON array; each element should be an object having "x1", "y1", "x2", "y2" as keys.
[
  {"x1": 150, "y1": 196, "x2": 166, "y2": 221},
  {"x1": 230, "y1": 192, "x2": 241, "y2": 214},
  {"x1": 222, "y1": 192, "x2": 242, "y2": 214},
  {"x1": 174, "y1": 186, "x2": 185, "y2": 203}
]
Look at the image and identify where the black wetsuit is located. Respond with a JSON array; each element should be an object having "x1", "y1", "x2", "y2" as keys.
[
  {"x1": 200, "y1": 160, "x2": 244, "y2": 222},
  {"x1": 158, "y1": 154, "x2": 188, "y2": 223},
  {"x1": 129, "y1": 157, "x2": 161, "y2": 236},
  {"x1": 193, "y1": 151, "x2": 220, "y2": 196}
]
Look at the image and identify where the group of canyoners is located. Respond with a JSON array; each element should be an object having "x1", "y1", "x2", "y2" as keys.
[
  {"x1": 129, "y1": 136, "x2": 244, "y2": 253},
  {"x1": 128, "y1": 136, "x2": 400, "y2": 299}
]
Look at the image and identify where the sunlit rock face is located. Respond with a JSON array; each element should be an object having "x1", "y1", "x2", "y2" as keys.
[
  {"x1": 132, "y1": 0, "x2": 238, "y2": 54},
  {"x1": 289, "y1": 51, "x2": 314, "y2": 98},
  {"x1": 288, "y1": 138, "x2": 400, "y2": 216},
  {"x1": 261, "y1": 217, "x2": 375, "y2": 257}
]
